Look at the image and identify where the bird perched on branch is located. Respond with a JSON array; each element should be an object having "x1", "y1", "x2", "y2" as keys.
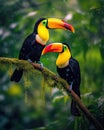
[
  {"x1": 42, "y1": 43, "x2": 81, "y2": 116},
  {"x1": 10, "y1": 18, "x2": 75, "y2": 82}
]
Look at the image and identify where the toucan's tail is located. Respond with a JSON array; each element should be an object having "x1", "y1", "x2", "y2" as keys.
[
  {"x1": 10, "y1": 69, "x2": 23, "y2": 82},
  {"x1": 70, "y1": 99, "x2": 81, "y2": 116}
]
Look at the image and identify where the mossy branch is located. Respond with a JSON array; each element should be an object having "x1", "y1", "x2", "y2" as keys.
[{"x1": 0, "y1": 57, "x2": 104, "y2": 130}]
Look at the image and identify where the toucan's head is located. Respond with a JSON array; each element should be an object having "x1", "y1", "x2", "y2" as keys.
[
  {"x1": 34, "y1": 18, "x2": 75, "y2": 42},
  {"x1": 42, "y1": 42, "x2": 71, "y2": 66}
]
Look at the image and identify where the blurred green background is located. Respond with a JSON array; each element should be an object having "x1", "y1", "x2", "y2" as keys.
[{"x1": 0, "y1": 0, "x2": 104, "y2": 130}]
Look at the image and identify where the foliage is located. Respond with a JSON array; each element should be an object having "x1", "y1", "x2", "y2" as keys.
[{"x1": 0, "y1": 0, "x2": 104, "y2": 130}]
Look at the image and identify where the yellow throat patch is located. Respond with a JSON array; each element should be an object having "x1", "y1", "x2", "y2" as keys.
[
  {"x1": 56, "y1": 49, "x2": 71, "y2": 66},
  {"x1": 38, "y1": 23, "x2": 49, "y2": 42}
]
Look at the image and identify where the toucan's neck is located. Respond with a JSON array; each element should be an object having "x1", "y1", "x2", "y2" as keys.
[
  {"x1": 56, "y1": 49, "x2": 71, "y2": 68},
  {"x1": 36, "y1": 34, "x2": 47, "y2": 45},
  {"x1": 57, "y1": 59, "x2": 69, "y2": 68}
]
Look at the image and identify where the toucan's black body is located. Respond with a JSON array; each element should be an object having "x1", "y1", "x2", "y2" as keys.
[
  {"x1": 11, "y1": 18, "x2": 46, "y2": 82},
  {"x1": 19, "y1": 33, "x2": 45, "y2": 62},
  {"x1": 57, "y1": 57, "x2": 81, "y2": 96},
  {"x1": 18, "y1": 18, "x2": 46, "y2": 62},
  {"x1": 57, "y1": 57, "x2": 81, "y2": 116},
  {"x1": 11, "y1": 33, "x2": 45, "y2": 82}
]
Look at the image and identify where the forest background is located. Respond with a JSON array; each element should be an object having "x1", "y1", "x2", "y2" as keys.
[{"x1": 0, "y1": 0, "x2": 104, "y2": 130}]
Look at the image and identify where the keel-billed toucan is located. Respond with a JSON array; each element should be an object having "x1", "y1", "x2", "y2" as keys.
[
  {"x1": 11, "y1": 18, "x2": 75, "y2": 82},
  {"x1": 42, "y1": 43, "x2": 81, "y2": 116}
]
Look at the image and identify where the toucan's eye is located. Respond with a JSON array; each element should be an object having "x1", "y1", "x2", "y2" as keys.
[
  {"x1": 63, "y1": 45, "x2": 67, "y2": 51},
  {"x1": 42, "y1": 20, "x2": 47, "y2": 26}
]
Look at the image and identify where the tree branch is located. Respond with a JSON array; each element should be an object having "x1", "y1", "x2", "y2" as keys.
[
  {"x1": 0, "y1": 57, "x2": 104, "y2": 130},
  {"x1": 32, "y1": 62, "x2": 104, "y2": 130}
]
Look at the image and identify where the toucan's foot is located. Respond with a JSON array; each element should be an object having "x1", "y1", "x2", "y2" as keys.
[
  {"x1": 27, "y1": 59, "x2": 32, "y2": 63},
  {"x1": 69, "y1": 82, "x2": 73, "y2": 91},
  {"x1": 71, "y1": 100, "x2": 81, "y2": 116},
  {"x1": 54, "y1": 75, "x2": 59, "y2": 81},
  {"x1": 36, "y1": 61, "x2": 43, "y2": 68}
]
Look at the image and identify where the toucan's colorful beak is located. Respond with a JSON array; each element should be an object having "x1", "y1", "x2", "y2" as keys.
[
  {"x1": 42, "y1": 43, "x2": 63, "y2": 55},
  {"x1": 47, "y1": 18, "x2": 75, "y2": 33}
]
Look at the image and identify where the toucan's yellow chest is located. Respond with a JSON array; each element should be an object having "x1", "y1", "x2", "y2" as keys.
[
  {"x1": 37, "y1": 23, "x2": 49, "y2": 42},
  {"x1": 56, "y1": 49, "x2": 71, "y2": 67}
]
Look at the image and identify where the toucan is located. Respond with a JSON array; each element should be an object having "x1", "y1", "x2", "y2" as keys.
[
  {"x1": 10, "y1": 18, "x2": 75, "y2": 82},
  {"x1": 42, "y1": 43, "x2": 81, "y2": 116}
]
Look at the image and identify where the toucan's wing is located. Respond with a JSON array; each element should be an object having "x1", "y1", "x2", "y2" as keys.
[
  {"x1": 69, "y1": 57, "x2": 81, "y2": 86},
  {"x1": 19, "y1": 33, "x2": 36, "y2": 60}
]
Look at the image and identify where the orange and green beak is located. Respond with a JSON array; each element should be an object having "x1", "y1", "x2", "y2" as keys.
[
  {"x1": 47, "y1": 18, "x2": 75, "y2": 33},
  {"x1": 42, "y1": 43, "x2": 63, "y2": 55}
]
